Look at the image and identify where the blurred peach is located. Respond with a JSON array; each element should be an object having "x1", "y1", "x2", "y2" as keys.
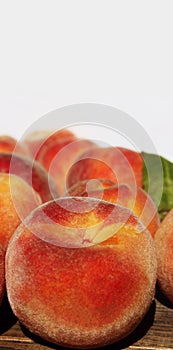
[
  {"x1": 0, "y1": 135, "x2": 28, "y2": 156},
  {"x1": 0, "y1": 152, "x2": 58, "y2": 202},
  {"x1": 67, "y1": 180, "x2": 160, "y2": 237},
  {"x1": 67, "y1": 146, "x2": 143, "y2": 190}
]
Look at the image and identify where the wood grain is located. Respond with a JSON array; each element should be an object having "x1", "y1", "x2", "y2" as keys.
[{"x1": 1, "y1": 287, "x2": 173, "y2": 350}]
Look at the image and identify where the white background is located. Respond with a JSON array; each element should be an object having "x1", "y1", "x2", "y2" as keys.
[{"x1": 0, "y1": 0, "x2": 173, "y2": 160}]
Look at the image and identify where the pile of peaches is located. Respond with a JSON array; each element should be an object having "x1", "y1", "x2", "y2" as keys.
[{"x1": 0, "y1": 130, "x2": 173, "y2": 349}]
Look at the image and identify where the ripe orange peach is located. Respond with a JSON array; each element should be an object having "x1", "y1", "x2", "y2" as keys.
[
  {"x1": 0, "y1": 135, "x2": 28, "y2": 155},
  {"x1": 67, "y1": 178, "x2": 115, "y2": 195},
  {"x1": 21, "y1": 130, "x2": 52, "y2": 158},
  {"x1": 0, "y1": 152, "x2": 58, "y2": 202},
  {"x1": 0, "y1": 245, "x2": 5, "y2": 304},
  {"x1": 31, "y1": 129, "x2": 96, "y2": 195},
  {"x1": 0, "y1": 173, "x2": 41, "y2": 251},
  {"x1": 67, "y1": 180, "x2": 160, "y2": 237},
  {"x1": 66, "y1": 146, "x2": 143, "y2": 190},
  {"x1": 48, "y1": 138, "x2": 96, "y2": 195},
  {"x1": 154, "y1": 209, "x2": 173, "y2": 303},
  {"x1": 6, "y1": 197, "x2": 157, "y2": 348},
  {"x1": 25, "y1": 129, "x2": 96, "y2": 195},
  {"x1": 22, "y1": 129, "x2": 75, "y2": 158},
  {"x1": 35, "y1": 129, "x2": 77, "y2": 168}
]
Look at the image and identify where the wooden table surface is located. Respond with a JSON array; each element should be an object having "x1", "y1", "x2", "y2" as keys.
[{"x1": 0, "y1": 287, "x2": 173, "y2": 350}]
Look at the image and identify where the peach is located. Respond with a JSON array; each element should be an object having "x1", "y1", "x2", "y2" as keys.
[
  {"x1": 0, "y1": 152, "x2": 58, "y2": 202},
  {"x1": 67, "y1": 180, "x2": 160, "y2": 237},
  {"x1": 0, "y1": 135, "x2": 28, "y2": 155},
  {"x1": 48, "y1": 138, "x2": 96, "y2": 195},
  {"x1": 27, "y1": 129, "x2": 96, "y2": 195},
  {"x1": 66, "y1": 146, "x2": 143, "y2": 191},
  {"x1": 21, "y1": 130, "x2": 52, "y2": 158},
  {"x1": 6, "y1": 197, "x2": 157, "y2": 348},
  {"x1": 154, "y1": 209, "x2": 173, "y2": 303},
  {"x1": 67, "y1": 178, "x2": 116, "y2": 195},
  {"x1": 22, "y1": 129, "x2": 75, "y2": 159},
  {"x1": 0, "y1": 245, "x2": 5, "y2": 304},
  {"x1": 0, "y1": 173, "x2": 41, "y2": 251},
  {"x1": 35, "y1": 129, "x2": 77, "y2": 167}
]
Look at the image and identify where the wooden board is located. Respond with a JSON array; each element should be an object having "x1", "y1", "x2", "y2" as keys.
[{"x1": 1, "y1": 288, "x2": 173, "y2": 350}]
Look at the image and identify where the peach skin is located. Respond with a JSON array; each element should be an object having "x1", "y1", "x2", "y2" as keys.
[
  {"x1": 155, "y1": 209, "x2": 173, "y2": 303},
  {"x1": 23, "y1": 129, "x2": 75, "y2": 159},
  {"x1": 6, "y1": 197, "x2": 157, "y2": 348},
  {"x1": 67, "y1": 180, "x2": 160, "y2": 237},
  {"x1": 0, "y1": 173, "x2": 41, "y2": 251},
  {"x1": 21, "y1": 130, "x2": 52, "y2": 158},
  {"x1": 32, "y1": 129, "x2": 96, "y2": 195},
  {"x1": 66, "y1": 146, "x2": 143, "y2": 191},
  {"x1": 35, "y1": 129, "x2": 77, "y2": 167},
  {"x1": 0, "y1": 152, "x2": 58, "y2": 202},
  {"x1": 48, "y1": 138, "x2": 96, "y2": 195},
  {"x1": 0, "y1": 135, "x2": 28, "y2": 155}
]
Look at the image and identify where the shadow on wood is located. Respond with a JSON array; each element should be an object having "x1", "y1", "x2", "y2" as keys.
[
  {"x1": 20, "y1": 322, "x2": 68, "y2": 350},
  {"x1": 0, "y1": 293, "x2": 17, "y2": 334},
  {"x1": 155, "y1": 283, "x2": 173, "y2": 309},
  {"x1": 104, "y1": 300, "x2": 156, "y2": 350}
]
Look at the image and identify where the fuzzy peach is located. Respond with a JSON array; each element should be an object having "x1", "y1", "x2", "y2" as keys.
[
  {"x1": 21, "y1": 130, "x2": 52, "y2": 158},
  {"x1": 35, "y1": 129, "x2": 77, "y2": 167},
  {"x1": 67, "y1": 180, "x2": 160, "y2": 237},
  {"x1": 6, "y1": 197, "x2": 157, "y2": 348},
  {"x1": 22, "y1": 129, "x2": 75, "y2": 159},
  {"x1": 0, "y1": 152, "x2": 58, "y2": 202},
  {"x1": 0, "y1": 245, "x2": 5, "y2": 304},
  {"x1": 67, "y1": 178, "x2": 116, "y2": 195},
  {"x1": 48, "y1": 138, "x2": 96, "y2": 195},
  {"x1": 154, "y1": 209, "x2": 173, "y2": 303},
  {"x1": 0, "y1": 173, "x2": 41, "y2": 251},
  {"x1": 26, "y1": 129, "x2": 96, "y2": 195},
  {"x1": 0, "y1": 135, "x2": 28, "y2": 155},
  {"x1": 66, "y1": 146, "x2": 143, "y2": 191},
  {"x1": 33, "y1": 130, "x2": 96, "y2": 195}
]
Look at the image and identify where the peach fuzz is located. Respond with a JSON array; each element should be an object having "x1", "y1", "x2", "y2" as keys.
[
  {"x1": 6, "y1": 197, "x2": 157, "y2": 348},
  {"x1": 154, "y1": 209, "x2": 173, "y2": 303},
  {"x1": 66, "y1": 146, "x2": 143, "y2": 191},
  {"x1": 0, "y1": 245, "x2": 5, "y2": 304},
  {"x1": 0, "y1": 135, "x2": 28, "y2": 156},
  {"x1": 67, "y1": 180, "x2": 160, "y2": 237},
  {"x1": 0, "y1": 173, "x2": 41, "y2": 252},
  {"x1": 0, "y1": 152, "x2": 58, "y2": 202}
]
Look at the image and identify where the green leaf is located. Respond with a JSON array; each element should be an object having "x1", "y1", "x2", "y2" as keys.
[{"x1": 142, "y1": 152, "x2": 173, "y2": 220}]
